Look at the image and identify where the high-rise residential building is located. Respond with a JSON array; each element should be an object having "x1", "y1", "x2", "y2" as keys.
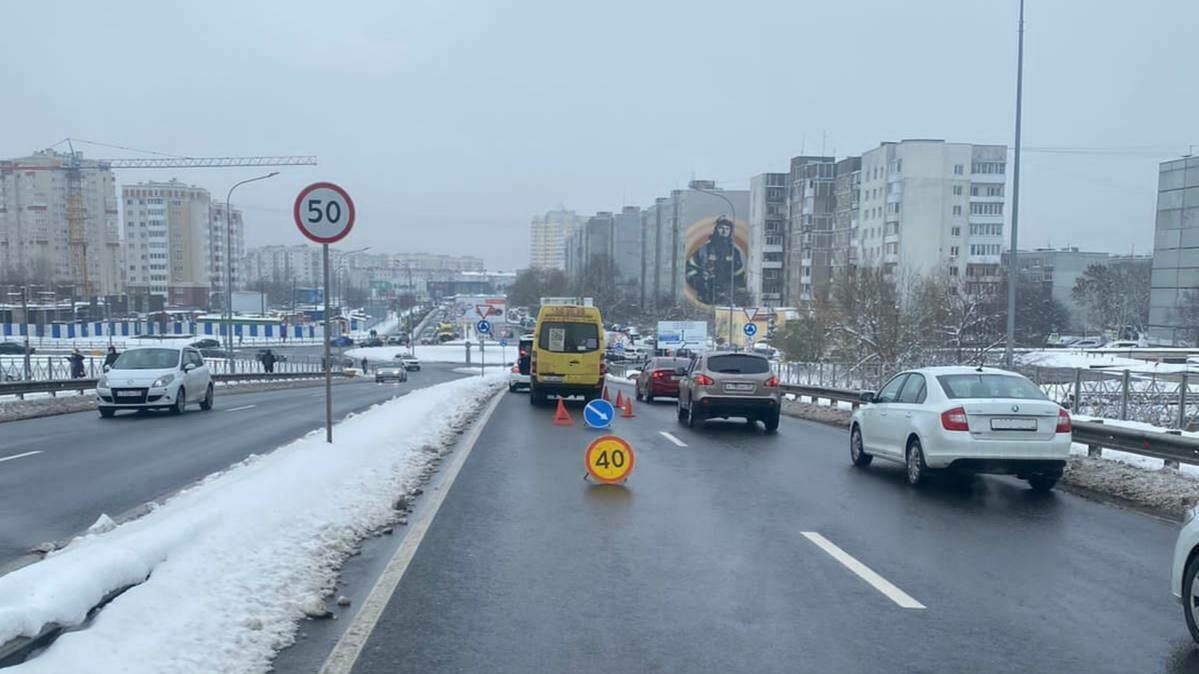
[
  {"x1": 748, "y1": 173, "x2": 787, "y2": 306},
  {"x1": 243, "y1": 245, "x2": 324, "y2": 288},
  {"x1": 1148, "y1": 156, "x2": 1199, "y2": 345},
  {"x1": 209, "y1": 202, "x2": 245, "y2": 304},
  {"x1": 786, "y1": 156, "x2": 836, "y2": 303},
  {"x1": 612, "y1": 206, "x2": 642, "y2": 301},
  {"x1": 0, "y1": 149, "x2": 122, "y2": 296},
  {"x1": 855, "y1": 140, "x2": 1008, "y2": 294},
  {"x1": 529, "y1": 209, "x2": 583, "y2": 270},
  {"x1": 123, "y1": 181, "x2": 213, "y2": 307},
  {"x1": 831, "y1": 157, "x2": 862, "y2": 281}
]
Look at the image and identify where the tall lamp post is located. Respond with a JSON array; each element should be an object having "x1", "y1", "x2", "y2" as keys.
[
  {"x1": 1004, "y1": 0, "x2": 1025, "y2": 369},
  {"x1": 225, "y1": 172, "x2": 279, "y2": 372},
  {"x1": 690, "y1": 185, "x2": 739, "y2": 346}
]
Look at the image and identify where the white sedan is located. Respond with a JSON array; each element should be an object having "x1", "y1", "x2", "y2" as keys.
[
  {"x1": 1172, "y1": 506, "x2": 1199, "y2": 643},
  {"x1": 849, "y1": 366, "x2": 1071, "y2": 490}
]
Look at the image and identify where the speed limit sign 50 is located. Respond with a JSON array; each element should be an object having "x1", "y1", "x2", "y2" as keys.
[{"x1": 294, "y1": 182, "x2": 355, "y2": 244}]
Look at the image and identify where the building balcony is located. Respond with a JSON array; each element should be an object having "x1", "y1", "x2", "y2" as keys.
[{"x1": 971, "y1": 172, "x2": 1005, "y2": 184}]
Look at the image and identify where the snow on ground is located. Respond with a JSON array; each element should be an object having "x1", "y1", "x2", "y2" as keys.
[
  {"x1": 605, "y1": 372, "x2": 637, "y2": 385},
  {"x1": 0, "y1": 373, "x2": 505, "y2": 674},
  {"x1": 453, "y1": 366, "x2": 510, "y2": 375},
  {"x1": 1019, "y1": 349, "x2": 1194, "y2": 374},
  {"x1": 348, "y1": 341, "x2": 509, "y2": 365}
]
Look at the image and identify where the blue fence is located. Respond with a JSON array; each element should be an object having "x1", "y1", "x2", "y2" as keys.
[{"x1": 0, "y1": 320, "x2": 352, "y2": 341}]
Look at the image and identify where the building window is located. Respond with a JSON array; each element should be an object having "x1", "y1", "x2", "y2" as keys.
[
  {"x1": 951, "y1": 225, "x2": 961, "y2": 236},
  {"x1": 972, "y1": 161, "x2": 1006, "y2": 175},
  {"x1": 949, "y1": 266, "x2": 959, "y2": 276},
  {"x1": 987, "y1": 185, "x2": 1004, "y2": 197},
  {"x1": 950, "y1": 246, "x2": 960, "y2": 257},
  {"x1": 970, "y1": 202, "x2": 1004, "y2": 216},
  {"x1": 954, "y1": 164, "x2": 964, "y2": 175},
  {"x1": 970, "y1": 185, "x2": 980, "y2": 196},
  {"x1": 953, "y1": 185, "x2": 963, "y2": 195},
  {"x1": 953, "y1": 205, "x2": 962, "y2": 216}
]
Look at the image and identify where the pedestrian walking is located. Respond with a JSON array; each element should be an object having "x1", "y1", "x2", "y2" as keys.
[
  {"x1": 103, "y1": 346, "x2": 119, "y2": 369},
  {"x1": 68, "y1": 349, "x2": 86, "y2": 379},
  {"x1": 361, "y1": 357, "x2": 369, "y2": 373},
  {"x1": 262, "y1": 349, "x2": 277, "y2": 374}
]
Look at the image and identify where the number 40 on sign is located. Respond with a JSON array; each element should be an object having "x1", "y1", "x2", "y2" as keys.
[{"x1": 584, "y1": 435, "x2": 635, "y2": 484}]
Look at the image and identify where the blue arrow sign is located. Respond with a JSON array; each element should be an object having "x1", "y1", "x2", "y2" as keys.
[
  {"x1": 614, "y1": 342, "x2": 625, "y2": 352},
  {"x1": 499, "y1": 338, "x2": 508, "y2": 347},
  {"x1": 583, "y1": 399, "x2": 615, "y2": 429},
  {"x1": 476, "y1": 319, "x2": 492, "y2": 334},
  {"x1": 743, "y1": 323, "x2": 758, "y2": 336}
]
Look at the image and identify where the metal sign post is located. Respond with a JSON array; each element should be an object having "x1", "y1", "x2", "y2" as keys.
[{"x1": 294, "y1": 181, "x2": 356, "y2": 444}]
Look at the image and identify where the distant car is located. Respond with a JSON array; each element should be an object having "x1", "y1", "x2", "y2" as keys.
[
  {"x1": 190, "y1": 338, "x2": 221, "y2": 349},
  {"x1": 330, "y1": 336, "x2": 354, "y2": 347},
  {"x1": 1173, "y1": 506, "x2": 1199, "y2": 643},
  {"x1": 97, "y1": 345, "x2": 213, "y2": 418},
  {"x1": 1104, "y1": 340, "x2": 1142, "y2": 349},
  {"x1": 676, "y1": 351, "x2": 781, "y2": 431},
  {"x1": 0, "y1": 342, "x2": 33, "y2": 355},
  {"x1": 364, "y1": 337, "x2": 384, "y2": 347},
  {"x1": 849, "y1": 366, "x2": 1070, "y2": 490},
  {"x1": 394, "y1": 354, "x2": 421, "y2": 371},
  {"x1": 375, "y1": 365, "x2": 408, "y2": 383},
  {"x1": 635, "y1": 357, "x2": 691, "y2": 402},
  {"x1": 1071, "y1": 338, "x2": 1104, "y2": 349},
  {"x1": 508, "y1": 334, "x2": 534, "y2": 392},
  {"x1": 386, "y1": 335, "x2": 407, "y2": 345}
]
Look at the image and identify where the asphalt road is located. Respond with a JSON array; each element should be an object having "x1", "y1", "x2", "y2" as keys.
[
  {"x1": 337, "y1": 380, "x2": 1199, "y2": 674},
  {"x1": 0, "y1": 363, "x2": 467, "y2": 567}
]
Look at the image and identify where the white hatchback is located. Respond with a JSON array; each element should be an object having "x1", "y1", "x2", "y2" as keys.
[
  {"x1": 1171, "y1": 507, "x2": 1199, "y2": 643},
  {"x1": 97, "y1": 346, "x2": 214, "y2": 418},
  {"x1": 849, "y1": 366, "x2": 1071, "y2": 490}
]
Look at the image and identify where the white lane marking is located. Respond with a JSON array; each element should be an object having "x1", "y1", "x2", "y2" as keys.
[
  {"x1": 659, "y1": 431, "x2": 687, "y2": 447},
  {"x1": 225, "y1": 404, "x2": 257, "y2": 412},
  {"x1": 801, "y1": 531, "x2": 925, "y2": 609},
  {"x1": 319, "y1": 389, "x2": 507, "y2": 674},
  {"x1": 0, "y1": 450, "x2": 43, "y2": 464}
]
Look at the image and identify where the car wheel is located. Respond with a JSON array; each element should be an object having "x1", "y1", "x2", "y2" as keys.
[
  {"x1": 1184, "y1": 555, "x2": 1199, "y2": 644},
  {"x1": 376, "y1": 377, "x2": 383, "y2": 383},
  {"x1": 677, "y1": 401, "x2": 687, "y2": 423},
  {"x1": 509, "y1": 383, "x2": 517, "y2": 392},
  {"x1": 99, "y1": 407, "x2": 115, "y2": 418},
  {"x1": 850, "y1": 425, "x2": 873, "y2": 467},
  {"x1": 635, "y1": 386, "x2": 643, "y2": 402},
  {"x1": 645, "y1": 391, "x2": 654, "y2": 403},
  {"x1": 905, "y1": 437, "x2": 928, "y2": 487},
  {"x1": 686, "y1": 403, "x2": 701, "y2": 429},
  {"x1": 1027, "y1": 473, "x2": 1060, "y2": 492},
  {"x1": 199, "y1": 384, "x2": 214, "y2": 411},
  {"x1": 763, "y1": 409, "x2": 780, "y2": 433},
  {"x1": 529, "y1": 385, "x2": 541, "y2": 406},
  {"x1": 171, "y1": 387, "x2": 186, "y2": 415}
]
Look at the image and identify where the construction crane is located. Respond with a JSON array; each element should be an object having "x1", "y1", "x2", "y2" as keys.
[{"x1": 4, "y1": 141, "x2": 316, "y2": 299}]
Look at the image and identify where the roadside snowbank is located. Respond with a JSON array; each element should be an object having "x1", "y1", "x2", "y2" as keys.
[
  {"x1": 1, "y1": 374, "x2": 504, "y2": 673},
  {"x1": 1019, "y1": 349, "x2": 1193, "y2": 374}
]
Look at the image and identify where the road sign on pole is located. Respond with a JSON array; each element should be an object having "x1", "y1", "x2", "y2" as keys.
[
  {"x1": 583, "y1": 399, "x2": 616, "y2": 429},
  {"x1": 294, "y1": 182, "x2": 355, "y2": 444},
  {"x1": 744, "y1": 307, "x2": 759, "y2": 321},
  {"x1": 476, "y1": 319, "x2": 491, "y2": 334},
  {"x1": 584, "y1": 435, "x2": 635, "y2": 483},
  {"x1": 476, "y1": 304, "x2": 492, "y2": 319},
  {"x1": 743, "y1": 323, "x2": 758, "y2": 337}
]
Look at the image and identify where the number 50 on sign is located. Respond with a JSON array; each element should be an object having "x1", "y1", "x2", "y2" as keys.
[{"x1": 585, "y1": 435, "x2": 635, "y2": 483}]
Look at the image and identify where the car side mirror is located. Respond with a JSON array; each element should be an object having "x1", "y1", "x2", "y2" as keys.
[
  {"x1": 103, "y1": 364, "x2": 111, "y2": 373},
  {"x1": 859, "y1": 391, "x2": 876, "y2": 404},
  {"x1": 183, "y1": 363, "x2": 195, "y2": 372}
]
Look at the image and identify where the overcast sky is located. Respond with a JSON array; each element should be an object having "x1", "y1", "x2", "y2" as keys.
[{"x1": 3, "y1": 0, "x2": 1196, "y2": 269}]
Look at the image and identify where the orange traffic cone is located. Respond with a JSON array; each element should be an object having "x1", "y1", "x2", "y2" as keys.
[
  {"x1": 621, "y1": 396, "x2": 635, "y2": 418},
  {"x1": 602, "y1": 386, "x2": 610, "y2": 402},
  {"x1": 614, "y1": 390, "x2": 624, "y2": 408},
  {"x1": 553, "y1": 398, "x2": 574, "y2": 426}
]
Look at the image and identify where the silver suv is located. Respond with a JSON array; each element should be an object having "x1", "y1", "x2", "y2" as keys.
[{"x1": 676, "y1": 351, "x2": 781, "y2": 432}]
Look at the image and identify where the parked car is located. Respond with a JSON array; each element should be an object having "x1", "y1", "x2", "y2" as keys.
[
  {"x1": 190, "y1": 338, "x2": 221, "y2": 349},
  {"x1": 1172, "y1": 505, "x2": 1199, "y2": 643},
  {"x1": 676, "y1": 351, "x2": 781, "y2": 432},
  {"x1": 508, "y1": 334, "x2": 534, "y2": 392},
  {"x1": 375, "y1": 365, "x2": 408, "y2": 383},
  {"x1": 0, "y1": 342, "x2": 33, "y2": 355},
  {"x1": 848, "y1": 366, "x2": 1071, "y2": 490},
  {"x1": 635, "y1": 357, "x2": 691, "y2": 402},
  {"x1": 1071, "y1": 337, "x2": 1104, "y2": 349},
  {"x1": 395, "y1": 353, "x2": 421, "y2": 371},
  {"x1": 364, "y1": 337, "x2": 384, "y2": 347},
  {"x1": 329, "y1": 335, "x2": 354, "y2": 348},
  {"x1": 97, "y1": 345, "x2": 213, "y2": 418},
  {"x1": 386, "y1": 335, "x2": 407, "y2": 346}
]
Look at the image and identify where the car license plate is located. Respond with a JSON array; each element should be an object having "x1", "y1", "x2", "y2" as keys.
[
  {"x1": 540, "y1": 375, "x2": 564, "y2": 383},
  {"x1": 990, "y1": 417, "x2": 1037, "y2": 431},
  {"x1": 116, "y1": 390, "x2": 141, "y2": 398},
  {"x1": 723, "y1": 383, "x2": 755, "y2": 393}
]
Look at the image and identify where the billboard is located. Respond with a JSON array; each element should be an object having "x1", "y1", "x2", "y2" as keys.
[
  {"x1": 683, "y1": 214, "x2": 747, "y2": 308},
  {"x1": 295, "y1": 287, "x2": 323, "y2": 304},
  {"x1": 656, "y1": 321, "x2": 709, "y2": 350}
]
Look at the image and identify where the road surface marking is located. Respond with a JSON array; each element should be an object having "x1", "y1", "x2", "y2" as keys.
[
  {"x1": 0, "y1": 450, "x2": 42, "y2": 465},
  {"x1": 225, "y1": 405, "x2": 257, "y2": 412},
  {"x1": 319, "y1": 388, "x2": 506, "y2": 674},
  {"x1": 801, "y1": 531, "x2": 925, "y2": 609},
  {"x1": 659, "y1": 431, "x2": 687, "y2": 447}
]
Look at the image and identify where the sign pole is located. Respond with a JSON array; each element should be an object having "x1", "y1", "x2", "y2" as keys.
[
  {"x1": 323, "y1": 243, "x2": 333, "y2": 443},
  {"x1": 480, "y1": 335, "x2": 485, "y2": 378}
]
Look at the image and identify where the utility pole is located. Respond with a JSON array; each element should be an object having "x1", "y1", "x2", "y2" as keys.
[{"x1": 1005, "y1": 0, "x2": 1025, "y2": 369}]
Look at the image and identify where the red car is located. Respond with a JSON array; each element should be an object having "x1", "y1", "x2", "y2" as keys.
[{"x1": 634, "y1": 357, "x2": 691, "y2": 402}]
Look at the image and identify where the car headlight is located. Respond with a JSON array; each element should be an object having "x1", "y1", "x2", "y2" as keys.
[
  {"x1": 152, "y1": 374, "x2": 175, "y2": 388},
  {"x1": 1185, "y1": 505, "x2": 1199, "y2": 527}
]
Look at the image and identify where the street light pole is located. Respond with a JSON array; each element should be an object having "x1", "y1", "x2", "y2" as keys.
[
  {"x1": 690, "y1": 186, "x2": 738, "y2": 346},
  {"x1": 224, "y1": 172, "x2": 279, "y2": 372},
  {"x1": 1005, "y1": 0, "x2": 1025, "y2": 369}
]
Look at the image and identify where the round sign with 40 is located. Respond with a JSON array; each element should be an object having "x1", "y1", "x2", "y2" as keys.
[{"x1": 584, "y1": 435, "x2": 634, "y2": 483}]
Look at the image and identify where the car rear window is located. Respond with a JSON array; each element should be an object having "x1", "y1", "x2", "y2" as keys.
[
  {"x1": 706, "y1": 354, "x2": 770, "y2": 374},
  {"x1": 538, "y1": 322, "x2": 599, "y2": 353},
  {"x1": 936, "y1": 374, "x2": 1047, "y2": 400},
  {"x1": 653, "y1": 358, "x2": 690, "y2": 370},
  {"x1": 112, "y1": 348, "x2": 180, "y2": 370}
]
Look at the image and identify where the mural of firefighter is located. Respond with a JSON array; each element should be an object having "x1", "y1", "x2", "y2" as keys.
[{"x1": 684, "y1": 214, "x2": 746, "y2": 307}]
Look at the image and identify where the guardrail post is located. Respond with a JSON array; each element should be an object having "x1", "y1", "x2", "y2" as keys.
[
  {"x1": 1072, "y1": 368, "x2": 1082, "y2": 413},
  {"x1": 1088, "y1": 419, "x2": 1103, "y2": 458},
  {"x1": 47, "y1": 357, "x2": 53, "y2": 381},
  {"x1": 1120, "y1": 370, "x2": 1130, "y2": 420},
  {"x1": 831, "y1": 363, "x2": 838, "y2": 388},
  {"x1": 818, "y1": 362, "x2": 824, "y2": 386},
  {"x1": 1165, "y1": 429, "x2": 1182, "y2": 469},
  {"x1": 1179, "y1": 371, "x2": 1190, "y2": 430}
]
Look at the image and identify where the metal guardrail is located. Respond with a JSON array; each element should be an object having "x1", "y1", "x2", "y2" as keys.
[
  {"x1": 0, "y1": 371, "x2": 347, "y2": 400},
  {"x1": 779, "y1": 383, "x2": 1199, "y2": 467}
]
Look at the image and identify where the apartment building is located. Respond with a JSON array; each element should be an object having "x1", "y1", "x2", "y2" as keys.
[
  {"x1": 1148, "y1": 156, "x2": 1199, "y2": 344},
  {"x1": 748, "y1": 172, "x2": 787, "y2": 306},
  {"x1": 123, "y1": 181, "x2": 213, "y2": 307},
  {"x1": 785, "y1": 156, "x2": 836, "y2": 303},
  {"x1": 0, "y1": 149, "x2": 122, "y2": 296},
  {"x1": 831, "y1": 157, "x2": 863, "y2": 281},
  {"x1": 209, "y1": 201, "x2": 245, "y2": 303},
  {"x1": 529, "y1": 209, "x2": 583, "y2": 270},
  {"x1": 1005, "y1": 246, "x2": 1151, "y2": 331}
]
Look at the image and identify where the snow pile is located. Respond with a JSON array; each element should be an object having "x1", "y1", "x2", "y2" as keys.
[
  {"x1": 1019, "y1": 349, "x2": 1193, "y2": 374},
  {"x1": 605, "y1": 372, "x2": 637, "y2": 385},
  {"x1": 0, "y1": 374, "x2": 504, "y2": 673}
]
